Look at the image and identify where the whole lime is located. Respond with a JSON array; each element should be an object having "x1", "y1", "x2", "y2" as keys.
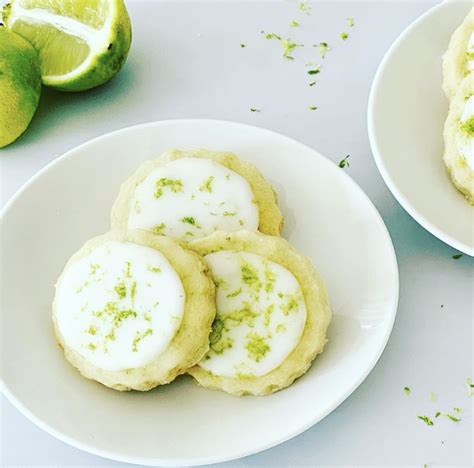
[{"x1": 0, "y1": 26, "x2": 41, "y2": 148}]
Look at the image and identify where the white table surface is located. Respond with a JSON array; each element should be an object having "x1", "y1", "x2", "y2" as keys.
[{"x1": 1, "y1": 1, "x2": 473, "y2": 466}]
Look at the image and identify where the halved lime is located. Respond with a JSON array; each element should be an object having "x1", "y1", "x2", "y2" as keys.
[{"x1": 2, "y1": 0, "x2": 132, "y2": 92}]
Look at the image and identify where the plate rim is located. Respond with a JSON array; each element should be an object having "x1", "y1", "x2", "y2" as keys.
[
  {"x1": 0, "y1": 118, "x2": 400, "y2": 466},
  {"x1": 367, "y1": 0, "x2": 474, "y2": 257}
]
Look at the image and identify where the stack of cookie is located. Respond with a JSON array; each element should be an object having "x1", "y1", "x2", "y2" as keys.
[
  {"x1": 443, "y1": 7, "x2": 474, "y2": 204},
  {"x1": 53, "y1": 149, "x2": 331, "y2": 396}
]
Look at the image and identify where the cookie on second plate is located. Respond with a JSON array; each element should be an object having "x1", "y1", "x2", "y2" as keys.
[
  {"x1": 52, "y1": 229, "x2": 215, "y2": 391},
  {"x1": 443, "y1": 7, "x2": 474, "y2": 99},
  {"x1": 111, "y1": 149, "x2": 283, "y2": 241},
  {"x1": 444, "y1": 73, "x2": 474, "y2": 204},
  {"x1": 187, "y1": 231, "x2": 332, "y2": 396}
]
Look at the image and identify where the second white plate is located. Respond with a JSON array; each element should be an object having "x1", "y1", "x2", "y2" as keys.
[
  {"x1": 368, "y1": 0, "x2": 473, "y2": 256},
  {"x1": 1, "y1": 119, "x2": 398, "y2": 465}
]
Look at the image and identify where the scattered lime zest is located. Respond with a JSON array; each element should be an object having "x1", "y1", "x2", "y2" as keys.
[
  {"x1": 132, "y1": 328, "x2": 153, "y2": 352},
  {"x1": 114, "y1": 281, "x2": 127, "y2": 299},
  {"x1": 403, "y1": 386, "x2": 411, "y2": 396},
  {"x1": 241, "y1": 262, "x2": 262, "y2": 291},
  {"x1": 264, "y1": 265, "x2": 276, "y2": 293},
  {"x1": 152, "y1": 223, "x2": 166, "y2": 235},
  {"x1": 298, "y1": 1, "x2": 311, "y2": 15},
  {"x1": 199, "y1": 176, "x2": 214, "y2": 193},
  {"x1": 154, "y1": 178, "x2": 183, "y2": 198},
  {"x1": 124, "y1": 261, "x2": 132, "y2": 278},
  {"x1": 466, "y1": 377, "x2": 473, "y2": 397},
  {"x1": 263, "y1": 304, "x2": 274, "y2": 327},
  {"x1": 225, "y1": 303, "x2": 258, "y2": 326},
  {"x1": 444, "y1": 413, "x2": 461, "y2": 422},
  {"x1": 245, "y1": 333, "x2": 270, "y2": 362},
  {"x1": 226, "y1": 287, "x2": 242, "y2": 298},
  {"x1": 280, "y1": 294, "x2": 301, "y2": 315},
  {"x1": 180, "y1": 216, "x2": 201, "y2": 228},
  {"x1": 460, "y1": 115, "x2": 474, "y2": 136},
  {"x1": 315, "y1": 42, "x2": 330, "y2": 58},
  {"x1": 262, "y1": 31, "x2": 302, "y2": 60},
  {"x1": 417, "y1": 415, "x2": 434, "y2": 426},
  {"x1": 339, "y1": 155, "x2": 350, "y2": 168},
  {"x1": 105, "y1": 329, "x2": 116, "y2": 341}
]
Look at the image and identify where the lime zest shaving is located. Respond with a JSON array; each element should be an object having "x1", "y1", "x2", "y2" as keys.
[{"x1": 339, "y1": 155, "x2": 350, "y2": 168}]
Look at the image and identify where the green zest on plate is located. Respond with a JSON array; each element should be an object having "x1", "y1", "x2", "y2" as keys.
[
  {"x1": 307, "y1": 67, "x2": 320, "y2": 75},
  {"x1": 315, "y1": 42, "x2": 329, "y2": 58},
  {"x1": 339, "y1": 155, "x2": 350, "y2": 168},
  {"x1": 466, "y1": 377, "x2": 474, "y2": 397},
  {"x1": 417, "y1": 415, "x2": 434, "y2": 426},
  {"x1": 298, "y1": 1, "x2": 311, "y2": 15},
  {"x1": 262, "y1": 31, "x2": 302, "y2": 60}
]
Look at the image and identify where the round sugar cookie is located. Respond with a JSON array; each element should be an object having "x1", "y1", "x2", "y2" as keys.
[
  {"x1": 111, "y1": 149, "x2": 283, "y2": 241},
  {"x1": 443, "y1": 7, "x2": 474, "y2": 99},
  {"x1": 444, "y1": 74, "x2": 474, "y2": 204},
  {"x1": 52, "y1": 229, "x2": 215, "y2": 391},
  {"x1": 187, "y1": 231, "x2": 332, "y2": 396}
]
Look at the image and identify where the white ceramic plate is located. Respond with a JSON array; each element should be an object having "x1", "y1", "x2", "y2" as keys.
[
  {"x1": 368, "y1": 0, "x2": 473, "y2": 257},
  {"x1": 0, "y1": 120, "x2": 398, "y2": 466}
]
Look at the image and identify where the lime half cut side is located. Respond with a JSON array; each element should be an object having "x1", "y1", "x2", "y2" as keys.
[{"x1": 3, "y1": 0, "x2": 132, "y2": 92}]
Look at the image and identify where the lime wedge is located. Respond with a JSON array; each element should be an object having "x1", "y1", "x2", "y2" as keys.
[{"x1": 2, "y1": 0, "x2": 132, "y2": 92}]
